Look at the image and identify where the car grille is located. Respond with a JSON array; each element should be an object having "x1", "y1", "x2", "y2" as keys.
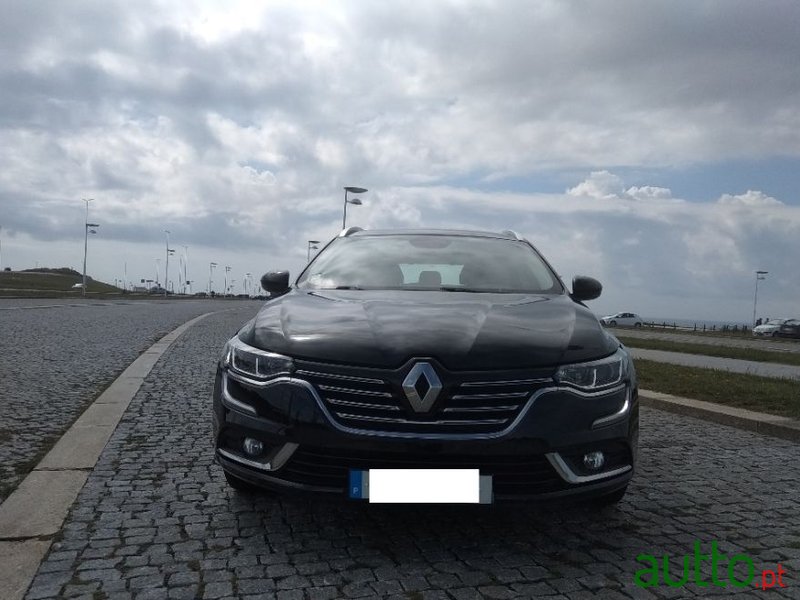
[
  {"x1": 294, "y1": 360, "x2": 554, "y2": 436},
  {"x1": 278, "y1": 445, "x2": 569, "y2": 496}
]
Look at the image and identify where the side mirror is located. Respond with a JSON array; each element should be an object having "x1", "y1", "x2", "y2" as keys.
[
  {"x1": 261, "y1": 271, "x2": 290, "y2": 296},
  {"x1": 571, "y1": 275, "x2": 602, "y2": 301}
]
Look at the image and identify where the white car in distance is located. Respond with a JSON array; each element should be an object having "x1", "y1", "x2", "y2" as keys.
[
  {"x1": 600, "y1": 312, "x2": 644, "y2": 328},
  {"x1": 753, "y1": 318, "x2": 789, "y2": 337}
]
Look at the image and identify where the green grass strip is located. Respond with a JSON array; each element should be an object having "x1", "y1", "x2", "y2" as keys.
[
  {"x1": 634, "y1": 359, "x2": 800, "y2": 419},
  {"x1": 618, "y1": 335, "x2": 800, "y2": 367}
]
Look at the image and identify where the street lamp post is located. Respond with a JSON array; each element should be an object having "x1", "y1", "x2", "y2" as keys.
[
  {"x1": 82, "y1": 198, "x2": 99, "y2": 297},
  {"x1": 752, "y1": 270, "x2": 768, "y2": 327},
  {"x1": 164, "y1": 230, "x2": 175, "y2": 298},
  {"x1": 342, "y1": 186, "x2": 367, "y2": 229},
  {"x1": 307, "y1": 240, "x2": 320, "y2": 262},
  {"x1": 224, "y1": 266, "x2": 232, "y2": 297},
  {"x1": 209, "y1": 262, "x2": 217, "y2": 295},
  {"x1": 183, "y1": 245, "x2": 189, "y2": 294}
]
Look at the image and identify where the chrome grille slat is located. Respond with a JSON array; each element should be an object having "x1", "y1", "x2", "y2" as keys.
[
  {"x1": 295, "y1": 369, "x2": 385, "y2": 385},
  {"x1": 327, "y1": 398, "x2": 401, "y2": 411},
  {"x1": 335, "y1": 413, "x2": 507, "y2": 426},
  {"x1": 450, "y1": 391, "x2": 529, "y2": 400},
  {"x1": 442, "y1": 405, "x2": 518, "y2": 413},
  {"x1": 318, "y1": 384, "x2": 392, "y2": 398},
  {"x1": 460, "y1": 378, "x2": 551, "y2": 387}
]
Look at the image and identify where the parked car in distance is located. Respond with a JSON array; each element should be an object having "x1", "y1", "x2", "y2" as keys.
[
  {"x1": 213, "y1": 228, "x2": 637, "y2": 505},
  {"x1": 600, "y1": 312, "x2": 643, "y2": 328},
  {"x1": 775, "y1": 319, "x2": 800, "y2": 339},
  {"x1": 753, "y1": 318, "x2": 789, "y2": 337},
  {"x1": 71, "y1": 283, "x2": 84, "y2": 289}
]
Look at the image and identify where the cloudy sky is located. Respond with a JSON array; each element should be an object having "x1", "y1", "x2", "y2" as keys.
[{"x1": 2, "y1": 0, "x2": 799, "y2": 322}]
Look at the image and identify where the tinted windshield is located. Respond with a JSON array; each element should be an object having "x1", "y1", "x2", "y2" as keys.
[{"x1": 296, "y1": 235, "x2": 563, "y2": 294}]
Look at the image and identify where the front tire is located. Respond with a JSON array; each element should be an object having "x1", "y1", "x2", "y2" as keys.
[
  {"x1": 634, "y1": 322, "x2": 642, "y2": 328},
  {"x1": 610, "y1": 320, "x2": 617, "y2": 327}
]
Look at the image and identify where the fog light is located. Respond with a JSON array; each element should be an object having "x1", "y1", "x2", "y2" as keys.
[
  {"x1": 242, "y1": 438, "x2": 264, "y2": 457},
  {"x1": 583, "y1": 451, "x2": 605, "y2": 470}
]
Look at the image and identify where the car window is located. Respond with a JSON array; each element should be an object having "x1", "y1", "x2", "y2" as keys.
[{"x1": 296, "y1": 235, "x2": 563, "y2": 293}]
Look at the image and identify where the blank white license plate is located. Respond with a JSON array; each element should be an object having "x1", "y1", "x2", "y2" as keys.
[{"x1": 349, "y1": 469, "x2": 493, "y2": 503}]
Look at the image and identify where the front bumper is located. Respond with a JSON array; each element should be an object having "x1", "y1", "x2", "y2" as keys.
[{"x1": 212, "y1": 367, "x2": 638, "y2": 502}]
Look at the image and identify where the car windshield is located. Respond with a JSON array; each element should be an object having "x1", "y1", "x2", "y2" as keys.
[{"x1": 296, "y1": 234, "x2": 563, "y2": 294}]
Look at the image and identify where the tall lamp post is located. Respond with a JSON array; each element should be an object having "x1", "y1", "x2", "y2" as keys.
[
  {"x1": 209, "y1": 262, "x2": 217, "y2": 295},
  {"x1": 752, "y1": 270, "x2": 768, "y2": 327},
  {"x1": 82, "y1": 198, "x2": 99, "y2": 297},
  {"x1": 307, "y1": 240, "x2": 320, "y2": 262},
  {"x1": 224, "y1": 266, "x2": 232, "y2": 297},
  {"x1": 342, "y1": 186, "x2": 367, "y2": 229},
  {"x1": 182, "y1": 245, "x2": 189, "y2": 294},
  {"x1": 164, "y1": 230, "x2": 175, "y2": 297}
]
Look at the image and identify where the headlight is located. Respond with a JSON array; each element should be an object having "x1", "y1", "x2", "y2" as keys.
[
  {"x1": 222, "y1": 336, "x2": 293, "y2": 380},
  {"x1": 555, "y1": 348, "x2": 627, "y2": 391}
]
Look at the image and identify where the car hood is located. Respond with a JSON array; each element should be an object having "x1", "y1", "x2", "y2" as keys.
[{"x1": 245, "y1": 290, "x2": 617, "y2": 370}]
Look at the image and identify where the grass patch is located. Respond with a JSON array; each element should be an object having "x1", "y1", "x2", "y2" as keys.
[
  {"x1": 0, "y1": 268, "x2": 120, "y2": 293},
  {"x1": 635, "y1": 359, "x2": 800, "y2": 419},
  {"x1": 618, "y1": 335, "x2": 800, "y2": 367}
]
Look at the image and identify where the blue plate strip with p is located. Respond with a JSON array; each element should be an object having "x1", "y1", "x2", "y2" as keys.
[{"x1": 349, "y1": 470, "x2": 369, "y2": 499}]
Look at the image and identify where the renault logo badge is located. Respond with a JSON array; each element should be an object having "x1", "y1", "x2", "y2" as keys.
[{"x1": 402, "y1": 362, "x2": 442, "y2": 413}]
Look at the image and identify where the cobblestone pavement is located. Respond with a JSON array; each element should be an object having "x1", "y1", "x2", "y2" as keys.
[
  {"x1": 24, "y1": 308, "x2": 800, "y2": 599},
  {"x1": 0, "y1": 298, "x2": 263, "y2": 504}
]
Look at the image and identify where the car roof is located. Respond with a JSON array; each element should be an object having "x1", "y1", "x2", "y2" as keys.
[{"x1": 348, "y1": 228, "x2": 521, "y2": 240}]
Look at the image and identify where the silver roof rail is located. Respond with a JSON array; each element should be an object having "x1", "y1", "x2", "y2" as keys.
[
  {"x1": 500, "y1": 230, "x2": 523, "y2": 241},
  {"x1": 339, "y1": 226, "x2": 364, "y2": 237}
]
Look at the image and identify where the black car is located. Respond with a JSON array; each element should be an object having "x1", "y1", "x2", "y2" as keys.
[
  {"x1": 213, "y1": 229, "x2": 637, "y2": 504},
  {"x1": 776, "y1": 319, "x2": 800, "y2": 339}
]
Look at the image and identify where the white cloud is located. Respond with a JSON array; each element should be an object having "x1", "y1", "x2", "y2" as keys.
[
  {"x1": 717, "y1": 190, "x2": 783, "y2": 207},
  {"x1": 626, "y1": 186, "x2": 673, "y2": 201},
  {"x1": 566, "y1": 171, "x2": 625, "y2": 200},
  {"x1": 1, "y1": 2, "x2": 800, "y2": 320}
]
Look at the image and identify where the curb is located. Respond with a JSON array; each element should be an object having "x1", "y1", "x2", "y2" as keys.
[
  {"x1": 639, "y1": 388, "x2": 800, "y2": 444},
  {"x1": 0, "y1": 311, "x2": 216, "y2": 600}
]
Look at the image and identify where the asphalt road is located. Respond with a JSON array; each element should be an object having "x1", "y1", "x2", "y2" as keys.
[
  {"x1": 22, "y1": 309, "x2": 800, "y2": 599},
  {"x1": 0, "y1": 298, "x2": 264, "y2": 505},
  {"x1": 613, "y1": 327, "x2": 800, "y2": 354},
  {"x1": 629, "y1": 348, "x2": 800, "y2": 381}
]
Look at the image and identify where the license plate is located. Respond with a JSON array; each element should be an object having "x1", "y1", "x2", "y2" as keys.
[{"x1": 349, "y1": 469, "x2": 493, "y2": 504}]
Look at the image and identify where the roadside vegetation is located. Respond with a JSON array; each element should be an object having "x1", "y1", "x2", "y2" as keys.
[
  {"x1": 617, "y1": 335, "x2": 800, "y2": 366},
  {"x1": 634, "y1": 359, "x2": 800, "y2": 419},
  {"x1": 634, "y1": 325, "x2": 761, "y2": 340},
  {"x1": 0, "y1": 268, "x2": 120, "y2": 296}
]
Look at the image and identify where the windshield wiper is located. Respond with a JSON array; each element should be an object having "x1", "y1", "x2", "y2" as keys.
[
  {"x1": 439, "y1": 286, "x2": 485, "y2": 293},
  {"x1": 333, "y1": 285, "x2": 364, "y2": 290}
]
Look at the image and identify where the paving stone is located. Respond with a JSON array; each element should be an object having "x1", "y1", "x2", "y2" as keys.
[
  {"x1": 19, "y1": 306, "x2": 800, "y2": 600},
  {"x1": 0, "y1": 299, "x2": 235, "y2": 506}
]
